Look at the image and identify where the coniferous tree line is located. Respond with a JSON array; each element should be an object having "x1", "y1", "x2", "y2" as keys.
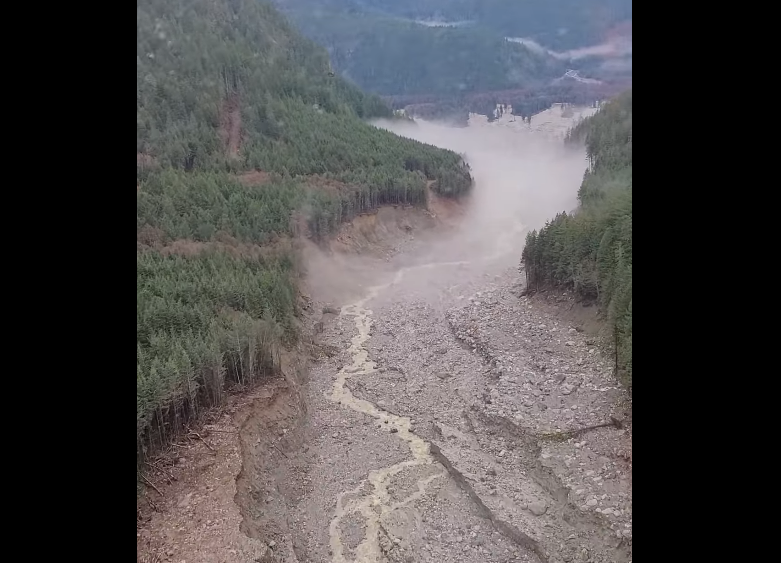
[
  {"x1": 388, "y1": 81, "x2": 627, "y2": 131},
  {"x1": 136, "y1": 171, "x2": 301, "y2": 465},
  {"x1": 137, "y1": 249, "x2": 294, "y2": 462},
  {"x1": 521, "y1": 90, "x2": 632, "y2": 385},
  {"x1": 137, "y1": 0, "x2": 475, "y2": 469}
]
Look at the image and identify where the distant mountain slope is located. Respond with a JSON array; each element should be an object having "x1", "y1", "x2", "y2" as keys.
[
  {"x1": 278, "y1": 0, "x2": 631, "y2": 50},
  {"x1": 272, "y1": 0, "x2": 630, "y2": 98},
  {"x1": 390, "y1": 0, "x2": 631, "y2": 51},
  {"x1": 276, "y1": 9, "x2": 565, "y2": 97}
]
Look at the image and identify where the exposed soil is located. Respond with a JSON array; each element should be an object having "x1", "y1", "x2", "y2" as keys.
[
  {"x1": 137, "y1": 350, "x2": 311, "y2": 563},
  {"x1": 328, "y1": 206, "x2": 437, "y2": 257},
  {"x1": 138, "y1": 153, "x2": 157, "y2": 167},
  {"x1": 221, "y1": 95, "x2": 242, "y2": 158},
  {"x1": 237, "y1": 170, "x2": 273, "y2": 186},
  {"x1": 137, "y1": 228, "x2": 298, "y2": 262},
  {"x1": 426, "y1": 181, "x2": 468, "y2": 227}
]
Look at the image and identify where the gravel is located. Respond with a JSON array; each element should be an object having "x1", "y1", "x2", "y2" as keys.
[{"x1": 288, "y1": 248, "x2": 632, "y2": 563}]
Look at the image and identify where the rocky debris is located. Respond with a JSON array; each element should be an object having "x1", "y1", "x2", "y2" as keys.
[
  {"x1": 341, "y1": 260, "x2": 632, "y2": 562},
  {"x1": 560, "y1": 383, "x2": 576, "y2": 396},
  {"x1": 139, "y1": 258, "x2": 631, "y2": 563},
  {"x1": 428, "y1": 441, "x2": 549, "y2": 563},
  {"x1": 443, "y1": 277, "x2": 632, "y2": 539},
  {"x1": 527, "y1": 500, "x2": 547, "y2": 516},
  {"x1": 137, "y1": 107, "x2": 629, "y2": 563}
]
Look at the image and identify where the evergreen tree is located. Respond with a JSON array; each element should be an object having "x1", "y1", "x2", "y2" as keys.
[{"x1": 520, "y1": 90, "x2": 632, "y2": 386}]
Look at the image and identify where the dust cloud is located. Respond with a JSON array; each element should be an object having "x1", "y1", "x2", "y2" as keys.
[
  {"x1": 300, "y1": 110, "x2": 591, "y2": 306},
  {"x1": 372, "y1": 116, "x2": 590, "y2": 265},
  {"x1": 299, "y1": 238, "x2": 395, "y2": 305}
]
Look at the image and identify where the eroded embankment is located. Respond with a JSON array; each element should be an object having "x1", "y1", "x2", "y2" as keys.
[{"x1": 233, "y1": 350, "x2": 311, "y2": 562}]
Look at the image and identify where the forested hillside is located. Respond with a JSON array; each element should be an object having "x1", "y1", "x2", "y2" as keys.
[
  {"x1": 136, "y1": 0, "x2": 473, "y2": 467},
  {"x1": 521, "y1": 90, "x2": 632, "y2": 385},
  {"x1": 280, "y1": 10, "x2": 564, "y2": 97}
]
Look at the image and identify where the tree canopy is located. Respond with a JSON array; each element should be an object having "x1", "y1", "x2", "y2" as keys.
[{"x1": 521, "y1": 89, "x2": 632, "y2": 385}]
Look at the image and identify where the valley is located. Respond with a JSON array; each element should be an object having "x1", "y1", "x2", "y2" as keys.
[
  {"x1": 137, "y1": 104, "x2": 632, "y2": 563},
  {"x1": 136, "y1": 2, "x2": 632, "y2": 561}
]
